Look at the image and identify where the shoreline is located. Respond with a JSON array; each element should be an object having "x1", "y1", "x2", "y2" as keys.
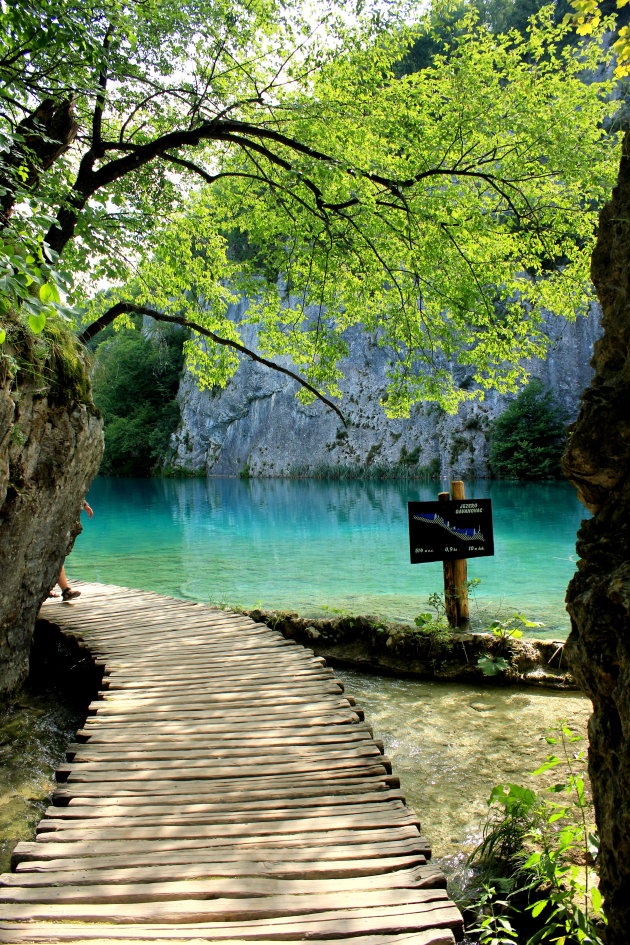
[{"x1": 245, "y1": 609, "x2": 577, "y2": 691}]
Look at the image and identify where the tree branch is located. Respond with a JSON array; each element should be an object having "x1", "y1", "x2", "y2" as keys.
[{"x1": 78, "y1": 302, "x2": 346, "y2": 424}]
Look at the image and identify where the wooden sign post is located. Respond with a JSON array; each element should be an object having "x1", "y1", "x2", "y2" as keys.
[
  {"x1": 439, "y1": 481, "x2": 470, "y2": 629},
  {"x1": 408, "y1": 482, "x2": 493, "y2": 629}
]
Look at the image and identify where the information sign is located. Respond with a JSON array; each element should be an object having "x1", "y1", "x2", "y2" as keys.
[{"x1": 408, "y1": 499, "x2": 494, "y2": 564}]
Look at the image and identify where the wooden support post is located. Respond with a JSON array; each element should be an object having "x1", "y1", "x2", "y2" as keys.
[
  {"x1": 438, "y1": 491, "x2": 458, "y2": 628},
  {"x1": 451, "y1": 480, "x2": 470, "y2": 628},
  {"x1": 439, "y1": 482, "x2": 470, "y2": 629}
]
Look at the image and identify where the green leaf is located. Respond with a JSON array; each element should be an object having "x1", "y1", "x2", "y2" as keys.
[
  {"x1": 590, "y1": 885, "x2": 603, "y2": 914},
  {"x1": 39, "y1": 283, "x2": 60, "y2": 304},
  {"x1": 28, "y1": 312, "x2": 47, "y2": 334},
  {"x1": 530, "y1": 899, "x2": 547, "y2": 918},
  {"x1": 0, "y1": 328, "x2": 6, "y2": 344}
]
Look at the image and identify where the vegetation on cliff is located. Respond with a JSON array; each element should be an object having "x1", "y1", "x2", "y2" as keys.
[
  {"x1": 488, "y1": 380, "x2": 568, "y2": 480},
  {"x1": 90, "y1": 323, "x2": 186, "y2": 475}
]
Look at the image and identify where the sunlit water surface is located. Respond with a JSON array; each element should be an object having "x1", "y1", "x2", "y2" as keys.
[
  {"x1": 337, "y1": 670, "x2": 591, "y2": 878},
  {"x1": 70, "y1": 477, "x2": 587, "y2": 636}
]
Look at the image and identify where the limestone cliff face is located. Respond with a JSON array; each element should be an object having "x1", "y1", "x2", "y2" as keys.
[
  {"x1": 563, "y1": 130, "x2": 630, "y2": 943},
  {"x1": 170, "y1": 303, "x2": 600, "y2": 479},
  {"x1": 0, "y1": 341, "x2": 103, "y2": 695}
]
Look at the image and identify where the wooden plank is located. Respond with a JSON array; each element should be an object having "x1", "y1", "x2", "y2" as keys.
[
  {"x1": 0, "y1": 927, "x2": 456, "y2": 945},
  {"x1": 51, "y1": 773, "x2": 400, "y2": 799},
  {"x1": 67, "y1": 729, "x2": 377, "y2": 753},
  {"x1": 35, "y1": 811, "x2": 419, "y2": 841},
  {"x1": 59, "y1": 745, "x2": 387, "y2": 773},
  {"x1": 15, "y1": 850, "x2": 431, "y2": 876},
  {"x1": 65, "y1": 743, "x2": 382, "y2": 764},
  {"x1": 0, "y1": 887, "x2": 453, "y2": 921},
  {"x1": 43, "y1": 791, "x2": 408, "y2": 818},
  {"x1": 60, "y1": 762, "x2": 391, "y2": 786},
  {"x1": 78, "y1": 708, "x2": 363, "y2": 729},
  {"x1": 39, "y1": 807, "x2": 418, "y2": 835},
  {"x1": 30, "y1": 823, "x2": 424, "y2": 848},
  {"x1": 86, "y1": 691, "x2": 350, "y2": 713},
  {"x1": 13, "y1": 836, "x2": 431, "y2": 867},
  {"x1": 95, "y1": 683, "x2": 346, "y2": 702},
  {"x1": 74, "y1": 719, "x2": 372, "y2": 740},
  {"x1": 6, "y1": 857, "x2": 442, "y2": 885},
  {"x1": 0, "y1": 868, "x2": 437, "y2": 902}
]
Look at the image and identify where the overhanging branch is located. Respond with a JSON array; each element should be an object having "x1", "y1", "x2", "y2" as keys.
[{"x1": 78, "y1": 302, "x2": 346, "y2": 424}]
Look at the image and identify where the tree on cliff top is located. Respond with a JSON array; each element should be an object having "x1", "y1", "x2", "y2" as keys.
[{"x1": 0, "y1": 0, "x2": 620, "y2": 419}]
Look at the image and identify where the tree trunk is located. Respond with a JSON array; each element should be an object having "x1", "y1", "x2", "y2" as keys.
[
  {"x1": 563, "y1": 128, "x2": 630, "y2": 944},
  {"x1": 0, "y1": 330, "x2": 103, "y2": 694},
  {"x1": 0, "y1": 99, "x2": 78, "y2": 226}
]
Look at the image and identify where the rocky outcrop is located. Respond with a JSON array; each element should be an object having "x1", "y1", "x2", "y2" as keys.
[
  {"x1": 170, "y1": 303, "x2": 600, "y2": 479},
  {"x1": 0, "y1": 330, "x2": 103, "y2": 695},
  {"x1": 246, "y1": 609, "x2": 575, "y2": 690},
  {"x1": 563, "y1": 130, "x2": 630, "y2": 944}
]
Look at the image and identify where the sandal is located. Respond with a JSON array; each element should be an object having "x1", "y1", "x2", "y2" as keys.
[{"x1": 61, "y1": 588, "x2": 81, "y2": 601}]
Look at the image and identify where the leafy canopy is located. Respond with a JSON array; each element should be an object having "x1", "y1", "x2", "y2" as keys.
[
  {"x1": 567, "y1": 0, "x2": 630, "y2": 74},
  {"x1": 0, "y1": 0, "x2": 622, "y2": 415}
]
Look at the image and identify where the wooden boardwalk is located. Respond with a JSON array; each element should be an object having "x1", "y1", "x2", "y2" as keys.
[{"x1": 0, "y1": 582, "x2": 463, "y2": 944}]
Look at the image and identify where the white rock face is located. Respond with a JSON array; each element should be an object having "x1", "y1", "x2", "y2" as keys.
[{"x1": 170, "y1": 303, "x2": 601, "y2": 479}]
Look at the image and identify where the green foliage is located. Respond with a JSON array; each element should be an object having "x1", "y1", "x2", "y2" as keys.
[
  {"x1": 0, "y1": 316, "x2": 92, "y2": 406},
  {"x1": 396, "y1": 0, "x2": 554, "y2": 75},
  {"x1": 488, "y1": 380, "x2": 568, "y2": 479},
  {"x1": 489, "y1": 613, "x2": 545, "y2": 640},
  {"x1": 477, "y1": 654, "x2": 510, "y2": 676},
  {"x1": 92, "y1": 325, "x2": 185, "y2": 476},
  {"x1": 413, "y1": 611, "x2": 452, "y2": 644},
  {"x1": 0, "y1": 0, "x2": 622, "y2": 416},
  {"x1": 469, "y1": 725, "x2": 605, "y2": 945}
]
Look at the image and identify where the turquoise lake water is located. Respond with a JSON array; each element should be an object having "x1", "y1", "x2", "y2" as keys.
[{"x1": 68, "y1": 477, "x2": 587, "y2": 637}]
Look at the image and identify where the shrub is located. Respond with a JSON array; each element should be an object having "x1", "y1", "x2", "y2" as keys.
[
  {"x1": 92, "y1": 325, "x2": 186, "y2": 476},
  {"x1": 488, "y1": 380, "x2": 567, "y2": 480}
]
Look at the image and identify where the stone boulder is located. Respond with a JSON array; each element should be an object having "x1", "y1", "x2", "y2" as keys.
[{"x1": 0, "y1": 327, "x2": 103, "y2": 695}]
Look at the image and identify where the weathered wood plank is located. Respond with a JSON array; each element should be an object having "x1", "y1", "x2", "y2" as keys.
[
  {"x1": 16, "y1": 849, "x2": 431, "y2": 875},
  {"x1": 0, "y1": 926, "x2": 456, "y2": 945},
  {"x1": 6, "y1": 857, "x2": 442, "y2": 886},
  {"x1": 51, "y1": 775, "x2": 401, "y2": 803},
  {"x1": 35, "y1": 811, "x2": 419, "y2": 842},
  {"x1": 42, "y1": 797, "x2": 409, "y2": 825},
  {"x1": 0, "y1": 868, "x2": 437, "y2": 901},
  {"x1": 13, "y1": 836, "x2": 431, "y2": 867},
  {"x1": 0, "y1": 887, "x2": 455, "y2": 921}
]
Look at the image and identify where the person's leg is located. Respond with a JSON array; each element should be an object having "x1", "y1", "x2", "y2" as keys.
[{"x1": 58, "y1": 565, "x2": 81, "y2": 600}]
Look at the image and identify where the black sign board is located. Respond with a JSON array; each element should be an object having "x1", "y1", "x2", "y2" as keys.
[{"x1": 408, "y1": 499, "x2": 494, "y2": 564}]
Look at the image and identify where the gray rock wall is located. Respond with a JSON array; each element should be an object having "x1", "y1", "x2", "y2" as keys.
[
  {"x1": 170, "y1": 303, "x2": 601, "y2": 479},
  {"x1": 0, "y1": 349, "x2": 103, "y2": 695}
]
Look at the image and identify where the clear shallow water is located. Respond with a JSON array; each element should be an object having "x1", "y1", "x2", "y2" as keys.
[
  {"x1": 337, "y1": 669, "x2": 591, "y2": 865},
  {"x1": 68, "y1": 477, "x2": 587, "y2": 636}
]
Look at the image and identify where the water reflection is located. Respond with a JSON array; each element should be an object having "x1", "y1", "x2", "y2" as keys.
[{"x1": 71, "y1": 478, "x2": 587, "y2": 633}]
